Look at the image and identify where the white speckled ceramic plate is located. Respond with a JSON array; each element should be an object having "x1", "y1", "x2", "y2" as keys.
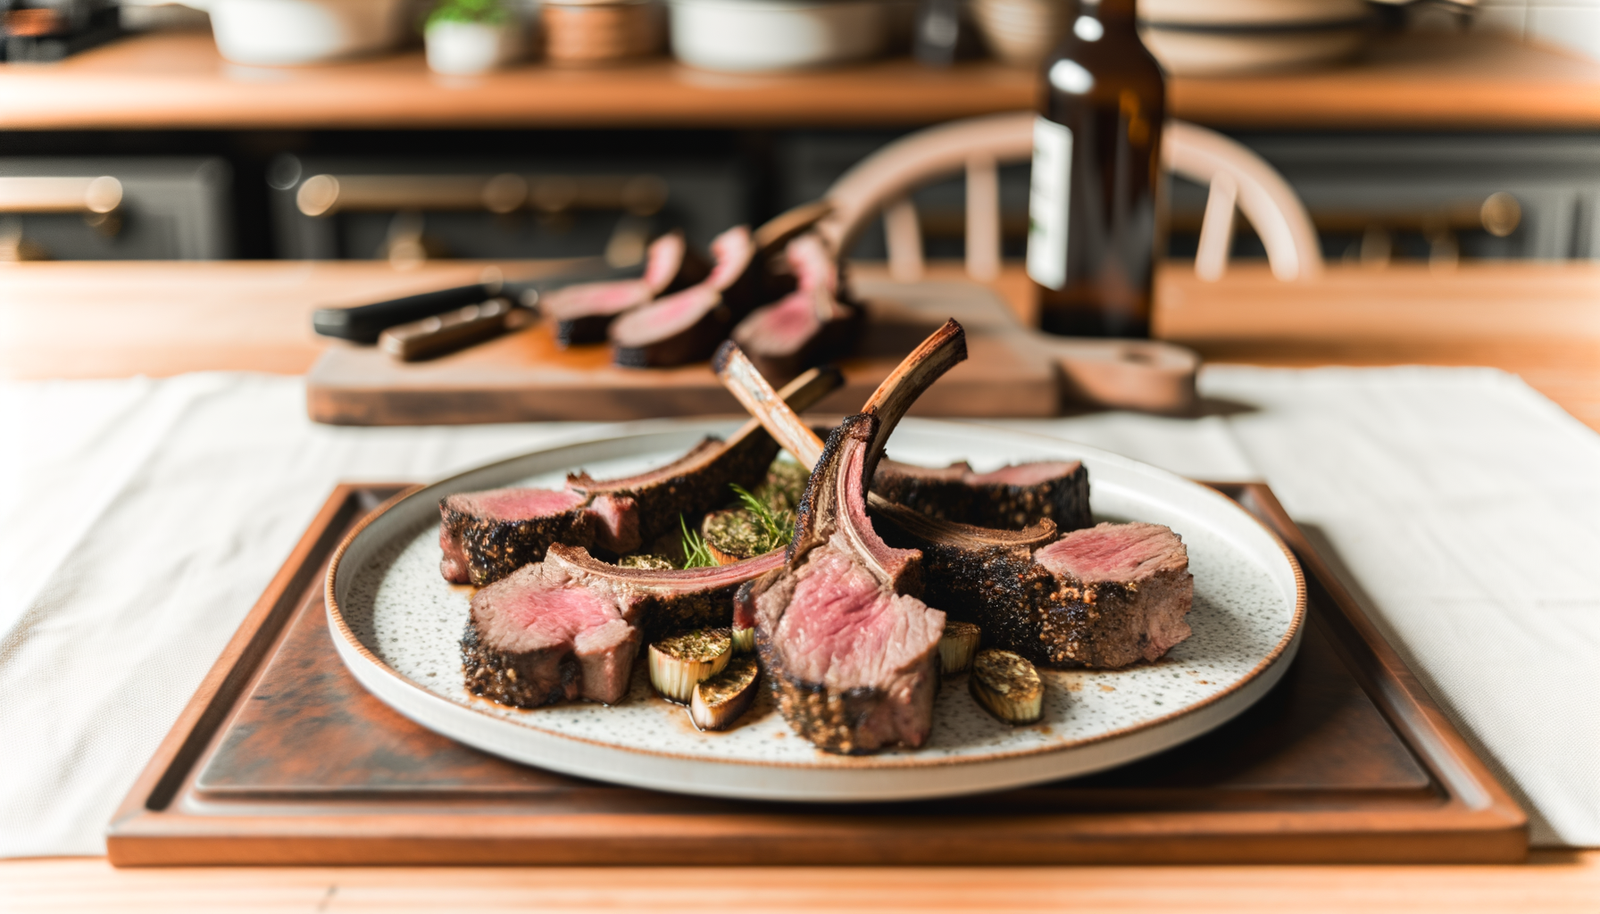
[{"x1": 327, "y1": 419, "x2": 1305, "y2": 802}]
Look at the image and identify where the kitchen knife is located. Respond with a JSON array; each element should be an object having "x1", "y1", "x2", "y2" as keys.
[
  {"x1": 378, "y1": 296, "x2": 525, "y2": 361},
  {"x1": 311, "y1": 261, "x2": 632, "y2": 344}
]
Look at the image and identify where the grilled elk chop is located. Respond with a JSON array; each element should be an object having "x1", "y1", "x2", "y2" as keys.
[
  {"x1": 439, "y1": 365, "x2": 841, "y2": 587},
  {"x1": 715, "y1": 330, "x2": 1194, "y2": 706},
  {"x1": 726, "y1": 322, "x2": 969, "y2": 753}
]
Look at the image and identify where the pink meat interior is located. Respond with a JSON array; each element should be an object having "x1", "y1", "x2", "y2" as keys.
[
  {"x1": 541, "y1": 279, "x2": 652, "y2": 320},
  {"x1": 840, "y1": 442, "x2": 919, "y2": 580},
  {"x1": 1035, "y1": 522, "x2": 1186, "y2": 583},
  {"x1": 705, "y1": 225, "x2": 754, "y2": 290},
  {"x1": 450, "y1": 487, "x2": 585, "y2": 520},
  {"x1": 642, "y1": 232, "x2": 686, "y2": 292},
  {"x1": 785, "y1": 234, "x2": 836, "y2": 293},
  {"x1": 473, "y1": 564, "x2": 627, "y2": 655},
  {"x1": 965, "y1": 460, "x2": 1081, "y2": 487},
  {"x1": 774, "y1": 542, "x2": 942, "y2": 691},
  {"x1": 609, "y1": 283, "x2": 720, "y2": 345},
  {"x1": 733, "y1": 291, "x2": 820, "y2": 353},
  {"x1": 877, "y1": 459, "x2": 971, "y2": 482}
]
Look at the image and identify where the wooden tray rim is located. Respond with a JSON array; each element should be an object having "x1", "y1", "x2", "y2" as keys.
[{"x1": 106, "y1": 481, "x2": 1527, "y2": 866}]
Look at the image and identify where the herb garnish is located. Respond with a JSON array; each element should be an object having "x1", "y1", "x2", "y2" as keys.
[{"x1": 679, "y1": 514, "x2": 717, "y2": 569}]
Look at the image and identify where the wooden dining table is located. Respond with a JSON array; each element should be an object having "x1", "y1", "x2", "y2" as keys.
[
  {"x1": 2, "y1": 258, "x2": 1597, "y2": 910},
  {"x1": 4, "y1": 258, "x2": 1598, "y2": 430}
]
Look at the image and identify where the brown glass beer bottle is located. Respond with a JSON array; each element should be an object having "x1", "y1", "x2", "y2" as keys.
[{"x1": 1027, "y1": 0, "x2": 1166, "y2": 338}]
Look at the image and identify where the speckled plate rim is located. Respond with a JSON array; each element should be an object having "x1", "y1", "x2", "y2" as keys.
[{"x1": 325, "y1": 418, "x2": 1306, "y2": 802}]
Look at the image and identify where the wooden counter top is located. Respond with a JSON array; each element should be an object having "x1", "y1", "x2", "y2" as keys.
[
  {"x1": 5, "y1": 851, "x2": 1597, "y2": 912},
  {"x1": 4, "y1": 258, "x2": 1598, "y2": 430},
  {"x1": 4, "y1": 30, "x2": 1600, "y2": 131}
]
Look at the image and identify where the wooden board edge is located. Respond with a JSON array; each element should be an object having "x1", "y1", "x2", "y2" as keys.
[
  {"x1": 106, "y1": 481, "x2": 1529, "y2": 867},
  {"x1": 105, "y1": 484, "x2": 413, "y2": 865},
  {"x1": 100, "y1": 828, "x2": 1529, "y2": 868},
  {"x1": 1212, "y1": 482, "x2": 1529, "y2": 853}
]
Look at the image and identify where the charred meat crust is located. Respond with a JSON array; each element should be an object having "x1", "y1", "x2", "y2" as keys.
[
  {"x1": 882, "y1": 520, "x2": 1194, "y2": 670},
  {"x1": 871, "y1": 460, "x2": 1091, "y2": 531},
  {"x1": 440, "y1": 499, "x2": 597, "y2": 588},
  {"x1": 464, "y1": 544, "x2": 785, "y2": 710},
  {"x1": 549, "y1": 544, "x2": 775, "y2": 641},
  {"x1": 439, "y1": 365, "x2": 843, "y2": 587},
  {"x1": 568, "y1": 433, "x2": 779, "y2": 550},
  {"x1": 872, "y1": 501, "x2": 1054, "y2": 627},
  {"x1": 744, "y1": 416, "x2": 942, "y2": 755},
  {"x1": 461, "y1": 616, "x2": 579, "y2": 708}
]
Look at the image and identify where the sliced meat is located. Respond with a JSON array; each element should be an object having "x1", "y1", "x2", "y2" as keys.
[
  {"x1": 439, "y1": 365, "x2": 842, "y2": 586},
  {"x1": 440, "y1": 487, "x2": 596, "y2": 586},
  {"x1": 463, "y1": 544, "x2": 785, "y2": 708},
  {"x1": 870, "y1": 499, "x2": 1057, "y2": 624},
  {"x1": 877, "y1": 513, "x2": 1192, "y2": 670},
  {"x1": 730, "y1": 233, "x2": 859, "y2": 384},
  {"x1": 714, "y1": 336, "x2": 1185, "y2": 670},
  {"x1": 610, "y1": 226, "x2": 779, "y2": 368},
  {"x1": 1026, "y1": 522, "x2": 1193, "y2": 668},
  {"x1": 872, "y1": 458, "x2": 1090, "y2": 531},
  {"x1": 737, "y1": 320, "x2": 968, "y2": 754},
  {"x1": 541, "y1": 231, "x2": 709, "y2": 347}
]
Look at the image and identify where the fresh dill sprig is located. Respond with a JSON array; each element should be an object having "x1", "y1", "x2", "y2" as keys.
[
  {"x1": 679, "y1": 514, "x2": 717, "y2": 569},
  {"x1": 730, "y1": 483, "x2": 794, "y2": 551}
]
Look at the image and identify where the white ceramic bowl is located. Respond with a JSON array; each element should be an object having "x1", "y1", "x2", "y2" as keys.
[
  {"x1": 425, "y1": 20, "x2": 524, "y2": 74},
  {"x1": 667, "y1": 0, "x2": 888, "y2": 72},
  {"x1": 193, "y1": 0, "x2": 410, "y2": 66},
  {"x1": 1140, "y1": 0, "x2": 1370, "y2": 27},
  {"x1": 1136, "y1": 0, "x2": 1371, "y2": 76},
  {"x1": 1139, "y1": 23, "x2": 1368, "y2": 76}
]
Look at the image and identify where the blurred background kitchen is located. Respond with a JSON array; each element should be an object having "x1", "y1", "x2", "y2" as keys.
[{"x1": 2, "y1": 0, "x2": 1598, "y2": 272}]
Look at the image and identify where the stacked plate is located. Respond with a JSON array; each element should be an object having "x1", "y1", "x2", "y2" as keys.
[{"x1": 1138, "y1": 0, "x2": 1375, "y2": 76}]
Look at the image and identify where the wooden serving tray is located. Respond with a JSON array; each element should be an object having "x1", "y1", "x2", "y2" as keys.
[{"x1": 107, "y1": 483, "x2": 1526, "y2": 866}]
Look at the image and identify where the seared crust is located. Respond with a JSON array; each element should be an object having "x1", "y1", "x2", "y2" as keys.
[
  {"x1": 744, "y1": 417, "x2": 940, "y2": 755},
  {"x1": 744, "y1": 570, "x2": 891, "y2": 756},
  {"x1": 872, "y1": 461, "x2": 1091, "y2": 531},
  {"x1": 461, "y1": 617, "x2": 578, "y2": 708},
  {"x1": 874, "y1": 512, "x2": 1193, "y2": 670},
  {"x1": 441, "y1": 502, "x2": 595, "y2": 587},
  {"x1": 575, "y1": 434, "x2": 779, "y2": 544},
  {"x1": 1031, "y1": 569, "x2": 1193, "y2": 668}
]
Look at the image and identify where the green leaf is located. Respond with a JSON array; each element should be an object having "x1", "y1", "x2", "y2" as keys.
[
  {"x1": 425, "y1": 0, "x2": 510, "y2": 28},
  {"x1": 730, "y1": 483, "x2": 794, "y2": 552},
  {"x1": 679, "y1": 514, "x2": 717, "y2": 569}
]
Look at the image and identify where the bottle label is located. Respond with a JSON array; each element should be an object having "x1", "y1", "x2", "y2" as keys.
[{"x1": 1027, "y1": 116, "x2": 1072, "y2": 291}]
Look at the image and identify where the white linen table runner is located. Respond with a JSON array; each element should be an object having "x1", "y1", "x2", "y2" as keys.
[{"x1": 1, "y1": 366, "x2": 1595, "y2": 855}]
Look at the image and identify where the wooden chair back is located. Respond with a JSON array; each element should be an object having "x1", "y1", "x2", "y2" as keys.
[{"x1": 815, "y1": 112, "x2": 1322, "y2": 284}]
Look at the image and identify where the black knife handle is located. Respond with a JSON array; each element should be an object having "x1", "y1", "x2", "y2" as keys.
[{"x1": 312, "y1": 283, "x2": 493, "y2": 343}]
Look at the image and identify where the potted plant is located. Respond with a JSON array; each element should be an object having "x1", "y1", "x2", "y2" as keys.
[{"x1": 424, "y1": 0, "x2": 523, "y2": 74}]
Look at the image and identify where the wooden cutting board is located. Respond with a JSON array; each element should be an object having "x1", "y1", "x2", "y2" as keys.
[
  {"x1": 106, "y1": 482, "x2": 1525, "y2": 866},
  {"x1": 305, "y1": 279, "x2": 1061, "y2": 425}
]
